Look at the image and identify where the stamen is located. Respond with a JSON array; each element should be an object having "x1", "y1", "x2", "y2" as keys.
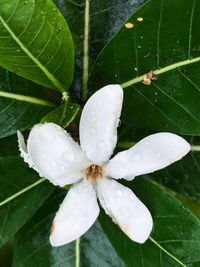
[{"x1": 85, "y1": 164, "x2": 103, "y2": 184}]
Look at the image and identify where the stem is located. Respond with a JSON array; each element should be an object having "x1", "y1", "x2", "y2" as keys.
[
  {"x1": 121, "y1": 57, "x2": 200, "y2": 88},
  {"x1": 75, "y1": 237, "x2": 80, "y2": 267},
  {"x1": 82, "y1": 0, "x2": 90, "y2": 101},
  {"x1": 0, "y1": 178, "x2": 46, "y2": 207},
  {"x1": 191, "y1": 145, "x2": 200, "y2": 151},
  {"x1": 0, "y1": 91, "x2": 56, "y2": 107}
]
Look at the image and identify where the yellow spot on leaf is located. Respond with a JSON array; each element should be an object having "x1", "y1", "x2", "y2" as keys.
[
  {"x1": 137, "y1": 17, "x2": 143, "y2": 22},
  {"x1": 125, "y1": 23, "x2": 134, "y2": 28}
]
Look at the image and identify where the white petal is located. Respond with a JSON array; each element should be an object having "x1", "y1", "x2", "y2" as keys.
[
  {"x1": 17, "y1": 131, "x2": 38, "y2": 172},
  {"x1": 80, "y1": 84, "x2": 123, "y2": 164},
  {"x1": 97, "y1": 178, "x2": 152, "y2": 243},
  {"x1": 105, "y1": 133, "x2": 190, "y2": 180},
  {"x1": 27, "y1": 123, "x2": 90, "y2": 186},
  {"x1": 50, "y1": 180, "x2": 99, "y2": 246}
]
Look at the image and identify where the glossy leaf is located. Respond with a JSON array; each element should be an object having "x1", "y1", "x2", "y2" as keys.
[
  {"x1": 41, "y1": 102, "x2": 80, "y2": 128},
  {"x1": 153, "y1": 150, "x2": 200, "y2": 205},
  {"x1": 90, "y1": 0, "x2": 200, "y2": 135},
  {"x1": 13, "y1": 190, "x2": 125, "y2": 267},
  {"x1": 0, "y1": 0, "x2": 74, "y2": 93},
  {"x1": 99, "y1": 178, "x2": 200, "y2": 266},
  {"x1": 54, "y1": 0, "x2": 146, "y2": 98},
  {"x1": 0, "y1": 156, "x2": 54, "y2": 248},
  {"x1": 0, "y1": 67, "x2": 53, "y2": 139}
]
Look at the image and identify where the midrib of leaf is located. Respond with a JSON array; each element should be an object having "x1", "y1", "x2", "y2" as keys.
[
  {"x1": 120, "y1": 57, "x2": 200, "y2": 88},
  {"x1": 0, "y1": 90, "x2": 55, "y2": 107},
  {"x1": 0, "y1": 16, "x2": 67, "y2": 95},
  {"x1": 0, "y1": 178, "x2": 46, "y2": 207},
  {"x1": 149, "y1": 237, "x2": 186, "y2": 267}
]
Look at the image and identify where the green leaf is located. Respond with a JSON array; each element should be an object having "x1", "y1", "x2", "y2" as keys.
[
  {"x1": 90, "y1": 0, "x2": 200, "y2": 135},
  {"x1": 13, "y1": 190, "x2": 125, "y2": 267},
  {"x1": 0, "y1": 0, "x2": 74, "y2": 93},
  {"x1": 99, "y1": 178, "x2": 200, "y2": 266},
  {"x1": 153, "y1": 150, "x2": 200, "y2": 205},
  {"x1": 41, "y1": 102, "x2": 80, "y2": 128},
  {"x1": 0, "y1": 67, "x2": 54, "y2": 139},
  {"x1": 0, "y1": 156, "x2": 54, "y2": 248},
  {"x1": 54, "y1": 0, "x2": 146, "y2": 99}
]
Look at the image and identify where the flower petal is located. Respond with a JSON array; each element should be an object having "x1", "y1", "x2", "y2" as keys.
[
  {"x1": 97, "y1": 178, "x2": 152, "y2": 243},
  {"x1": 17, "y1": 130, "x2": 38, "y2": 172},
  {"x1": 50, "y1": 180, "x2": 99, "y2": 246},
  {"x1": 80, "y1": 84, "x2": 123, "y2": 164},
  {"x1": 27, "y1": 123, "x2": 90, "y2": 186},
  {"x1": 105, "y1": 133, "x2": 190, "y2": 180}
]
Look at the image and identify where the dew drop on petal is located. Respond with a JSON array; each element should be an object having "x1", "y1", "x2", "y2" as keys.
[
  {"x1": 120, "y1": 207, "x2": 129, "y2": 217},
  {"x1": 51, "y1": 162, "x2": 56, "y2": 167},
  {"x1": 60, "y1": 165, "x2": 65, "y2": 171},
  {"x1": 98, "y1": 141, "x2": 105, "y2": 149},
  {"x1": 117, "y1": 190, "x2": 122, "y2": 197},
  {"x1": 90, "y1": 127, "x2": 96, "y2": 134},
  {"x1": 130, "y1": 153, "x2": 140, "y2": 163},
  {"x1": 63, "y1": 151, "x2": 74, "y2": 161},
  {"x1": 144, "y1": 141, "x2": 150, "y2": 146}
]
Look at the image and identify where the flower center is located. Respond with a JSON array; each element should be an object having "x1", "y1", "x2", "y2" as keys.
[{"x1": 85, "y1": 164, "x2": 103, "y2": 184}]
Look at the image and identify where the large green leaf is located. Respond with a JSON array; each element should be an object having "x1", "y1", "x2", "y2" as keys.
[
  {"x1": 54, "y1": 0, "x2": 146, "y2": 99},
  {"x1": 99, "y1": 178, "x2": 200, "y2": 266},
  {"x1": 153, "y1": 150, "x2": 200, "y2": 205},
  {"x1": 13, "y1": 190, "x2": 125, "y2": 267},
  {"x1": 0, "y1": 0, "x2": 74, "y2": 93},
  {"x1": 0, "y1": 67, "x2": 54, "y2": 139},
  {"x1": 0, "y1": 156, "x2": 54, "y2": 248},
  {"x1": 90, "y1": 0, "x2": 200, "y2": 135}
]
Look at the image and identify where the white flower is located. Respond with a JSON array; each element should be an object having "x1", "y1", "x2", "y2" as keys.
[{"x1": 17, "y1": 85, "x2": 190, "y2": 247}]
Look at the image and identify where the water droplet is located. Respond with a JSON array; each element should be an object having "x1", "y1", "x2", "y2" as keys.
[
  {"x1": 98, "y1": 141, "x2": 105, "y2": 149},
  {"x1": 154, "y1": 99, "x2": 157, "y2": 102},
  {"x1": 92, "y1": 116, "x2": 96, "y2": 122},
  {"x1": 111, "y1": 135, "x2": 117, "y2": 143},
  {"x1": 154, "y1": 92, "x2": 158, "y2": 95},
  {"x1": 42, "y1": 153, "x2": 46, "y2": 159},
  {"x1": 52, "y1": 21, "x2": 55, "y2": 24},
  {"x1": 53, "y1": 8, "x2": 56, "y2": 11},
  {"x1": 140, "y1": 36, "x2": 144, "y2": 39},
  {"x1": 138, "y1": 45, "x2": 141, "y2": 49},
  {"x1": 176, "y1": 40, "x2": 180, "y2": 44},
  {"x1": 25, "y1": 1, "x2": 28, "y2": 4},
  {"x1": 60, "y1": 165, "x2": 65, "y2": 171},
  {"x1": 41, "y1": 11, "x2": 44, "y2": 14},
  {"x1": 130, "y1": 153, "x2": 140, "y2": 163},
  {"x1": 115, "y1": 119, "x2": 121, "y2": 127},
  {"x1": 63, "y1": 151, "x2": 74, "y2": 161},
  {"x1": 117, "y1": 190, "x2": 122, "y2": 197},
  {"x1": 90, "y1": 127, "x2": 96, "y2": 134},
  {"x1": 109, "y1": 197, "x2": 114, "y2": 203},
  {"x1": 144, "y1": 141, "x2": 149, "y2": 146},
  {"x1": 120, "y1": 207, "x2": 129, "y2": 216},
  {"x1": 51, "y1": 162, "x2": 56, "y2": 167},
  {"x1": 115, "y1": 73, "x2": 118, "y2": 78},
  {"x1": 16, "y1": 49, "x2": 20, "y2": 52},
  {"x1": 105, "y1": 127, "x2": 110, "y2": 133}
]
